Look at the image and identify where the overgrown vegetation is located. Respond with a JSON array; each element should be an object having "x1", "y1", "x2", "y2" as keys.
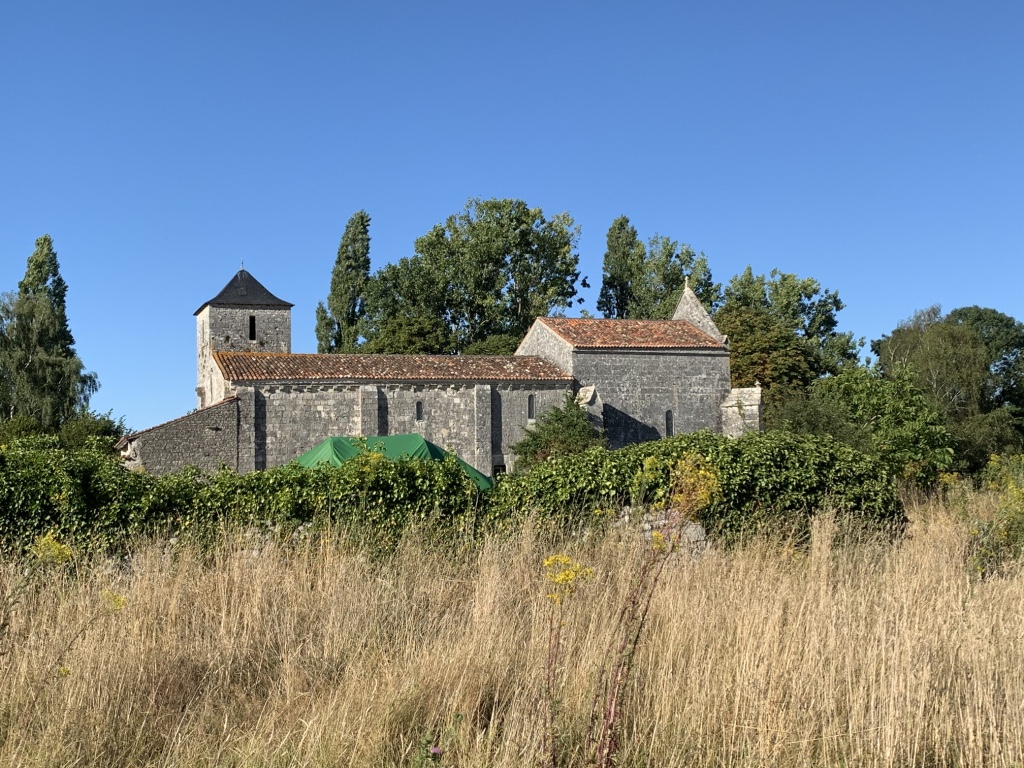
[
  {"x1": 0, "y1": 437, "x2": 483, "y2": 553},
  {"x1": 0, "y1": 430, "x2": 904, "y2": 554},
  {"x1": 491, "y1": 430, "x2": 904, "y2": 541},
  {"x1": 511, "y1": 390, "x2": 605, "y2": 472},
  {"x1": 1, "y1": 490, "x2": 1021, "y2": 767}
]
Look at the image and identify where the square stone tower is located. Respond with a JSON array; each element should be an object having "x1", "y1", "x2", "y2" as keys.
[{"x1": 194, "y1": 269, "x2": 293, "y2": 408}]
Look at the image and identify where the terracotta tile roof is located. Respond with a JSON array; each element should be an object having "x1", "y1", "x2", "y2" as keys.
[
  {"x1": 214, "y1": 352, "x2": 573, "y2": 383},
  {"x1": 538, "y1": 317, "x2": 726, "y2": 350}
]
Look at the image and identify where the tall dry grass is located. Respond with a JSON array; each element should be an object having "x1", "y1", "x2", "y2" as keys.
[{"x1": 1, "y1": 496, "x2": 1022, "y2": 767}]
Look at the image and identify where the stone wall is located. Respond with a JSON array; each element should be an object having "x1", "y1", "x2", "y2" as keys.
[
  {"x1": 514, "y1": 321, "x2": 573, "y2": 372},
  {"x1": 196, "y1": 306, "x2": 291, "y2": 408},
  {"x1": 571, "y1": 349, "x2": 731, "y2": 449},
  {"x1": 122, "y1": 398, "x2": 241, "y2": 474},
  {"x1": 490, "y1": 382, "x2": 568, "y2": 471},
  {"x1": 247, "y1": 379, "x2": 571, "y2": 474},
  {"x1": 720, "y1": 385, "x2": 763, "y2": 437},
  {"x1": 256, "y1": 383, "x2": 362, "y2": 468}
]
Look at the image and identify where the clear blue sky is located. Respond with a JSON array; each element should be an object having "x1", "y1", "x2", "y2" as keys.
[{"x1": 2, "y1": 1, "x2": 1021, "y2": 432}]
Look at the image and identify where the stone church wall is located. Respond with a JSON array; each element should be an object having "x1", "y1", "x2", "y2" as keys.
[
  {"x1": 571, "y1": 349, "x2": 731, "y2": 449},
  {"x1": 489, "y1": 382, "x2": 569, "y2": 470},
  {"x1": 255, "y1": 384, "x2": 362, "y2": 468},
  {"x1": 249, "y1": 380, "x2": 571, "y2": 474},
  {"x1": 514, "y1": 322, "x2": 573, "y2": 372},
  {"x1": 124, "y1": 397, "x2": 242, "y2": 474}
]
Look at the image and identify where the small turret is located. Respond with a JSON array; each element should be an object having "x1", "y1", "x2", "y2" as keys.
[
  {"x1": 195, "y1": 269, "x2": 293, "y2": 408},
  {"x1": 671, "y1": 277, "x2": 726, "y2": 344}
]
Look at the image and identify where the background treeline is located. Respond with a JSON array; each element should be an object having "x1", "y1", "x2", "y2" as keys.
[
  {"x1": 0, "y1": 431, "x2": 902, "y2": 553},
  {"x1": 3, "y1": 201, "x2": 1022, "y2": 500},
  {"x1": 313, "y1": 203, "x2": 1023, "y2": 480}
]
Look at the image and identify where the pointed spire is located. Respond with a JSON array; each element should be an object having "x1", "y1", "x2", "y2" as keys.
[
  {"x1": 671, "y1": 281, "x2": 726, "y2": 343},
  {"x1": 194, "y1": 269, "x2": 294, "y2": 315}
]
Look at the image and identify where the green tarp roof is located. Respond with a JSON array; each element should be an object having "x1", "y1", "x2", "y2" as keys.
[{"x1": 294, "y1": 434, "x2": 493, "y2": 491}]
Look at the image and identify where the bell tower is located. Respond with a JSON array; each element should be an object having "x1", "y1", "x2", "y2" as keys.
[{"x1": 194, "y1": 269, "x2": 293, "y2": 408}]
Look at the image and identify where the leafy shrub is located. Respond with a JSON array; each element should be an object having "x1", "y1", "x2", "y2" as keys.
[
  {"x1": 0, "y1": 440, "x2": 481, "y2": 553},
  {"x1": 0, "y1": 431, "x2": 904, "y2": 553},
  {"x1": 970, "y1": 454, "x2": 1024, "y2": 577},
  {"x1": 488, "y1": 430, "x2": 904, "y2": 540},
  {"x1": 511, "y1": 390, "x2": 605, "y2": 472}
]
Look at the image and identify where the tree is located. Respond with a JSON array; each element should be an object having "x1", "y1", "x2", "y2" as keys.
[
  {"x1": 315, "y1": 210, "x2": 371, "y2": 353},
  {"x1": 361, "y1": 198, "x2": 581, "y2": 354},
  {"x1": 596, "y1": 216, "x2": 720, "y2": 320},
  {"x1": 873, "y1": 306, "x2": 1024, "y2": 471},
  {"x1": 715, "y1": 303, "x2": 816, "y2": 395},
  {"x1": 596, "y1": 216, "x2": 644, "y2": 319},
  {"x1": 715, "y1": 267, "x2": 859, "y2": 394},
  {"x1": 512, "y1": 390, "x2": 605, "y2": 472},
  {"x1": 770, "y1": 364, "x2": 954, "y2": 485},
  {"x1": 0, "y1": 235, "x2": 98, "y2": 431},
  {"x1": 947, "y1": 306, "x2": 1024, "y2": 412}
]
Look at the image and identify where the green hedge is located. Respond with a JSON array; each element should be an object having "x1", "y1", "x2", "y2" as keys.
[
  {"x1": 486, "y1": 430, "x2": 904, "y2": 538},
  {"x1": 0, "y1": 430, "x2": 904, "y2": 552},
  {"x1": 0, "y1": 438, "x2": 481, "y2": 552}
]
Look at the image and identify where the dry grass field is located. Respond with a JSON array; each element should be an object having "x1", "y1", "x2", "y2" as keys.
[{"x1": 1, "y1": 493, "x2": 1022, "y2": 767}]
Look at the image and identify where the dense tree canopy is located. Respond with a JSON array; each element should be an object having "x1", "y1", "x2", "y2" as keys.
[
  {"x1": 770, "y1": 365, "x2": 954, "y2": 484},
  {"x1": 361, "y1": 198, "x2": 581, "y2": 354},
  {"x1": 873, "y1": 306, "x2": 1024, "y2": 471},
  {"x1": 947, "y1": 306, "x2": 1024, "y2": 412},
  {"x1": 315, "y1": 210, "x2": 371, "y2": 353},
  {"x1": 715, "y1": 268, "x2": 860, "y2": 394},
  {"x1": 0, "y1": 235, "x2": 97, "y2": 432},
  {"x1": 596, "y1": 216, "x2": 719, "y2": 320}
]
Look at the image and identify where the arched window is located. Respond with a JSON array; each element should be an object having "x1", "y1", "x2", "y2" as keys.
[
  {"x1": 415, "y1": 400, "x2": 424, "y2": 421},
  {"x1": 665, "y1": 410, "x2": 674, "y2": 437},
  {"x1": 527, "y1": 394, "x2": 536, "y2": 421}
]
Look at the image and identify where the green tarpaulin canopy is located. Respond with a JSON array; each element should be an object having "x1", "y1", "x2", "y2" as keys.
[{"x1": 294, "y1": 434, "x2": 493, "y2": 491}]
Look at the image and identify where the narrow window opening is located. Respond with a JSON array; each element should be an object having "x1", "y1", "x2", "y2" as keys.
[
  {"x1": 248, "y1": 316, "x2": 256, "y2": 341},
  {"x1": 666, "y1": 410, "x2": 674, "y2": 437},
  {"x1": 527, "y1": 394, "x2": 536, "y2": 421},
  {"x1": 415, "y1": 400, "x2": 424, "y2": 421}
]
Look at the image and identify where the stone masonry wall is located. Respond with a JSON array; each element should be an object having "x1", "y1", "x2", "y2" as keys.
[
  {"x1": 571, "y1": 349, "x2": 731, "y2": 450},
  {"x1": 720, "y1": 385, "x2": 763, "y2": 437},
  {"x1": 491, "y1": 382, "x2": 569, "y2": 471},
  {"x1": 378, "y1": 383, "x2": 486, "y2": 471},
  {"x1": 514, "y1": 322, "x2": 573, "y2": 372},
  {"x1": 250, "y1": 380, "x2": 572, "y2": 474},
  {"x1": 256, "y1": 384, "x2": 362, "y2": 467},
  {"x1": 197, "y1": 306, "x2": 291, "y2": 408},
  {"x1": 125, "y1": 398, "x2": 241, "y2": 475}
]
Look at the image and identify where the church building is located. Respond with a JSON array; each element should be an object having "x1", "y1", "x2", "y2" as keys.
[{"x1": 117, "y1": 270, "x2": 761, "y2": 475}]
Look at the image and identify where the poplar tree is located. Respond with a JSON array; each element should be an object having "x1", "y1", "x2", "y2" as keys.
[
  {"x1": 0, "y1": 235, "x2": 97, "y2": 430},
  {"x1": 597, "y1": 216, "x2": 721, "y2": 320},
  {"x1": 597, "y1": 216, "x2": 644, "y2": 319},
  {"x1": 315, "y1": 210, "x2": 371, "y2": 353}
]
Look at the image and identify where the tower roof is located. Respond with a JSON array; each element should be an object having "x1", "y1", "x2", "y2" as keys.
[
  {"x1": 670, "y1": 282, "x2": 726, "y2": 343},
  {"x1": 194, "y1": 269, "x2": 294, "y2": 315}
]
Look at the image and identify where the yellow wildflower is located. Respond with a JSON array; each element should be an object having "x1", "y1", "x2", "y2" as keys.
[
  {"x1": 29, "y1": 532, "x2": 73, "y2": 566},
  {"x1": 100, "y1": 589, "x2": 128, "y2": 613},
  {"x1": 543, "y1": 554, "x2": 593, "y2": 604},
  {"x1": 650, "y1": 530, "x2": 667, "y2": 554}
]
